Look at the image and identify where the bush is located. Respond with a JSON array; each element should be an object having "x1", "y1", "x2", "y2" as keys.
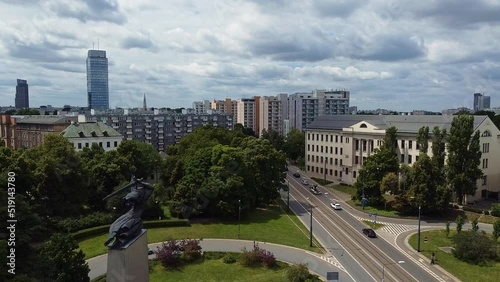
[
  {"x1": 286, "y1": 264, "x2": 312, "y2": 282},
  {"x1": 179, "y1": 239, "x2": 202, "y2": 263},
  {"x1": 239, "y1": 247, "x2": 262, "y2": 267},
  {"x1": 58, "y1": 212, "x2": 114, "y2": 232},
  {"x1": 204, "y1": 252, "x2": 226, "y2": 260},
  {"x1": 222, "y1": 253, "x2": 237, "y2": 264},
  {"x1": 260, "y1": 249, "x2": 276, "y2": 268},
  {"x1": 453, "y1": 231, "x2": 498, "y2": 265},
  {"x1": 156, "y1": 240, "x2": 181, "y2": 267},
  {"x1": 463, "y1": 206, "x2": 484, "y2": 214},
  {"x1": 491, "y1": 204, "x2": 500, "y2": 217}
]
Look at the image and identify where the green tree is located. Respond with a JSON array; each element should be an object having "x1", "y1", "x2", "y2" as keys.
[
  {"x1": 453, "y1": 231, "x2": 498, "y2": 265},
  {"x1": 492, "y1": 114, "x2": 500, "y2": 130},
  {"x1": 282, "y1": 129, "x2": 304, "y2": 161},
  {"x1": 493, "y1": 219, "x2": 500, "y2": 241},
  {"x1": 416, "y1": 126, "x2": 430, "y2": 154},
  {"x1": 117, "y1": 141, "x2": 162, "y2": 179},
  {"x1": 261, "y1": 128, "x2": 285, "y2": 151},
  {"x1": 4, "y1": 109, "x2": 16, "y2": 115},
  {"x1": 410, "y1": 153, "x2": 437, "y2": 211},
  {"x1": 446, "y1": 115, "x2": 483, "y2": 204},
  {"x1": 37, "y1": 233, "x2": 89, "y2": 282},
  {"x1": 16, "y1": 109, "x2": 40, "y2": 115},
  {"x1": 456, "y1": 215, "x2": 465, "y2": 233},
  {"x1": 445, "y1": 221, "x2": 450, "y2": 237},
  {"x1": 474, "y1": 110, "x2": 496, "y2": 120},
  {"x1": 380, "y1": 172, "x2": 399, "y2": 194},
  {"x1": 471, "y1": 218, "x2": 479, "y2": 232}
]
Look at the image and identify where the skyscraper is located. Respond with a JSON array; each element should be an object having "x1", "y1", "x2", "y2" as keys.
[
  {"x1": 473, "y1": 93, "x2": 491, "y2": 111},
  {"x1": 15, "y1": 79, "x2": 29, "y2": 108},
  {"x1": 87, "y1": 50, "x2": 109, "y2": 109}
]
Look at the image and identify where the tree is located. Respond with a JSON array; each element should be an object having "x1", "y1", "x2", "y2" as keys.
[
  {"x1": 456, "y1": 215, "x2": 465, "y2": 233},
  {"x1": 4, "y1": 109, "x2": 16, "y2": 115},
  {"x1": 410, "y1": 153, "x2": 437, "y2": 211},
  {"x1": 493, "y1": 219, "x2": 500, "y2": 241},
  {"x1": 261, "y1": 128, "x2": 285, "y2": 151},
  {"x1": 117, "y1": 141, "x2": 162, "y2": 179},
  {"x1": 37, "y1": 233, "x2": 89, "y2": 282},
  {"x1": 474, "y1": 110, "x2": 496, "y2": 120},
  {"x1": 471, "y1": 218, "x2": 479, "y2": 232},
  {"x1": 282, "y1": 129, "x2": 304, "y2": 161},
  {"x1": 16, "y1": 109, "x2": 40, "y2": 115},
  {"x1": 492, "y1": 114, "x2": 500, "y2": 130},
  {"x1": 445, "y1": 221, "x2": 450, "y2": 237},
  {"x1": 453, "y1": 231, "x2": 498, "y2": 265},
  {"x1": 416, "y1": 126, "x2": 430, "y2": 154},
  {"x1": 446, "y1": 115, "x2": 483, "y2": 204},
  {"x1": 380, "y1": 172, "x2": 398, "y2": 194}
]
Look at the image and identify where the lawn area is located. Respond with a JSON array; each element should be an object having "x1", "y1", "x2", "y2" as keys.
[
  {"x1": 408, "y1": 230, "x2": 500, "y2": 282},
  {"x1": 346, "y1": 200, "x2": 403, "y2": 218},
  {"x1": 326, "y1": 184, "x2": 357, "y2": 196},
  {"x1": 310, "y1": 177, "x2": 333, "y2": 186},
  {"x1": 149, "y1": 258, "x2": 290, "y2": 282},
  {"x1": 361, "y1": 220, "x2": 385, "y2": 230},
  {"x1": 79, "y1": 204, "x2": 322, "y2": 259},
  {"x1": 479, "y1": 214, "x2": 500, "y2": 224}
]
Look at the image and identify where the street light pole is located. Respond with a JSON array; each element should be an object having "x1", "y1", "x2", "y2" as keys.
[
  {"x1": 287, "y1": 181, "x2": 290, "y2": 212},
  {"x1": 238, "y1": 199, "x2": 241, "y2": 239},
  {"x1": 418, "y1": 205, "x2": 421, "y2": 252},
  {"x1": 309, "y1": 203, "x2": 313, "y2": 247}
]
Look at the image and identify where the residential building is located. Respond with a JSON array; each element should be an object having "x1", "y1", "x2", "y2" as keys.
[
  {"x1": 237, "y1": 98, "x2": 256, "y2": 132},
  {"x1": 288, "y1": 89, "x2": 350, "y2": 131},
  {"x1": 259, "y1": 96, "x2": 283, "y2": 136},
  {"x1": 0, "y1": 115, "x2": 17, "y2": 148},
  {"x1": 86, "y1": 112, "x2": 233, "y2": 152},
  {"x1": 473, "y1": 93, "x2": 491, "y2": 112},
  {"x1": 441, "y1": 107, "x2": 472, "y2": 116},
  {"x1": 14, "y1": 115, "x2": 78, "y2": 149},
  {"x1": 61, "y1": 116, "x2": 123, "y2": 151},
  {"x1": 305, "y1": 115, "x2": 500, "y2": 202},
  {"x1": 87, "y1": 50, "x2": 109, "y2": 110},
  {"x1": 192, "y1": 100, "x2": 211, "y2": 114},
  {"x1": 15, "y1": 79, "x2": 29, "y2": 108}
]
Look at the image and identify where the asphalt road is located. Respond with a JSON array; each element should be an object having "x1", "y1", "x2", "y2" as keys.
[{"x1": 285, "y1": 171, "x2": 443, "y2": 282}]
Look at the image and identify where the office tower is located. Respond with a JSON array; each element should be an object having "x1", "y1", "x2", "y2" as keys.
[
  {"x1": 87, "y1": 50, "x2": 109, "y2": 110},
  {"x1": 473, "y1": 93, "x2": 491, "y2": 111},
  {"x1": 15, "y1": 79, "x2": 29, "y2": 108}
]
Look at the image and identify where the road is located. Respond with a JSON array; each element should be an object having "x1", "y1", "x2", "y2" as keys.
[{"x1": 284, "y1": 171, "x2": 444, "y2": 282}]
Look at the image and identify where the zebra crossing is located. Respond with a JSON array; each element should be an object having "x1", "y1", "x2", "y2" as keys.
[
  {"x1": 352, "y1": 215, "x2": 424, "y2": 236},
  {"x1": 320, "y1": 255, "x2": 346, "y2": 272}
]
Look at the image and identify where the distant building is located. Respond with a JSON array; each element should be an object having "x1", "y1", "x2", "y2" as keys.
[
  {"x1": 441, "y1": 107, "x2": 472, "y2": 116},
  {"x1": 0, "y1": 115, "x2": 16, "y2": 148},
  {"x1": 61, "y1": 116, "x2": 123, "y2": 151},
  {"x1": 237, "y1": 98, "x2": 256, "y2": 132},
  {"x1": 192, "y1": 100, "x2": 211, "y2": 114},
  {"x1": 305, "y1": 115, "x2": 500, "y2": 202},
  {"x1": 259, "y1": 96, "x2": 283, "y2": 136},
  {"x1": 14, "y1": 115, "x2": 78, "y2": 149},
  {"x1": 87, "y1": 50, "x2": 109, "y2": 110},
  {"x1": 473, "y1": 93, "x2": 491, "y2": 112},
  {"x1": 15, "y1": 79, "x2": 29, "y2": 109}
]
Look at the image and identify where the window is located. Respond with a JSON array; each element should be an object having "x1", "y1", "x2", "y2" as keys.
[
  {"x1": 353, "y1": 171, "x2": 357, "y2": 178},
  {"x1": 308, "y1": 155, "x2": 310, "y2": 161},
  {"x1": 481, "y1": 130, "x2": 492, "y2": 137},
  {"x1": 321, "y1": 146, "x2": 324, "y2": 153},
  {"x1": 320, "y1": 168, "x2": 323, "y2": 174},
  {"x1": 416, "y1": 142, "x2": 420, "y2": 150},
  {"x1": 416, "y1": 155, "x2": 419, "y2": 162},
  {"x1": 320, "y1": 156, "x2": 324, "y2": 163},
  {"x1": 316, "y1": 156, "x2": 319, "y2": 162},
  {"x1": 321, "y1": 134, "x2": 324, "y2": 142},
  {"x1": 114, "y1": 141, "x2": 118, "y2": 147},
  {"x1": 340, "y1": 148, "x2": 343, "y2": 155},
  {"x1": 308, "y1": 144, "x2": 311, "y2": 151},
  {"x1": 401, "y1": 155, "x2": 405, "y2": 163},
  {"x1": 78, "y1": 143, "x2": 82, "y2": 149},
  {"x1": 335, "y1": 147, "x2": 338, "y2": 154},
  {"x1": 408, "y1": 155, "x2": 412, "y2": 164},
  {"x1": 355, "y1": 156, "x2": 359, "y2": 164},
  {"x1": 335, "y1": 135, "x2": 338, "y2": 143},
  {"x1": 401, "y1": 140, "x2": 405, "y2": 149},
  {"x1": 308, "y1": 133, "x2": 310, "y2": 140},
  {"x1": 99, "y1": 142, "x2": 102, "y2": 147},
  {"x1": 335, "y1": 170, "x2": 338, "y2": 177},
  {"x1": 363, "y1": 140, "x2": 367, "y2": 152},
  {"x1": 482, "y1": 176, "x2": 487, "y2": 185},
  {"x1": 316, "y1": 167, "x2": 319, "y2": 173},
  {"x1": 363, "y1": 156, "x2": 366, "y2": 163},
  {"x1": 311, "y1": 134, "x2": 314, "y2": 141},
  {"x1": 330, "y1": 135, "x2": 333, "y2": 142},
  {"x1": 330, "y1": 147, "x2": 333, "y2": 154},
  {"x1": 335, "y1": 158, "x2": 338, "y2": 165},
  {"x1": 483, "y1": 158, "x2": 489, "y2": 169},
  {"x1": 316, "y1": 134, "x2": 319, "y2": 140},
  {"x1": 360, "y1": 123, "x2": 367, "y2": 128},
  {"x1": 341, "y1": 136, "x2": 343, "y2": 143},
  {"x1": 85, "y1": 142, "x2": 89, "y2": 147},
  {"x1": 345, "y1": 168, "x2": 348, "y2": 175},
  {"x1": 330, "y1": 169, "x2": 333, "y2": 175},
  {"x1": 346, "y1": 138, "x2": 349, "y2": 144},
  {"x1": 409, "y1": 140, "x2": 413, "y2": 149},
  {"x1": 307, "y1": 165, "x2": 310, "y2": 171},
  {"x1": 107, "y1": 141, "x2": 110, "y2": 147},
  {"x1": 340, "y1": 171, "x2": 343, "y2": 177},
  {"x1": 355, "y1": 140, "x2": 359, "y2": 150},
  {"x1": 340, "y1": 159, "x2": 343, "y2": 166},
  {"x1": 483, "y1": 143, "x2": 490, "y2": 153},
  {"x1": 316, "y1": 145, "x2": 319, "y2": 151}
]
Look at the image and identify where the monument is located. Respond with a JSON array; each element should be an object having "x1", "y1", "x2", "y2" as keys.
[{"x1": 103, "y1": 176, "x2": 154, "y2": 282}]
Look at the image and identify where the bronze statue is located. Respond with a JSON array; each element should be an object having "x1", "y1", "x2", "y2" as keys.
[{"x1": 103, "y1": 176, "x2": 154, "y2": 248}]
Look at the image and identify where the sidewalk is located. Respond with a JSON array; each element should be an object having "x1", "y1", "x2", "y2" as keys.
[{"x1": 87, "y1": 239, "x2": 353, "y2": 281}]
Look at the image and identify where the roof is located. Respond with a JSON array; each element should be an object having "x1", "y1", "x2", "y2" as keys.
[
  {"x1": 61, "y1": 122, "x2": 122, "y2": 138},
  {"x1": 307, "y1": 115, "x2": 488, "y2": 134},
  {"x1": 15, "y1": 115, "x2": 77, "y2": 124}
]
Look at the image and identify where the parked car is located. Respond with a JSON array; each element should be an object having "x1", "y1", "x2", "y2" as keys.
[
  {"x1": 362, "y1": 228, "x2": 377, "y2": 238},
  {"x1": 293, "y1": 172, "x2": 300, "y2": 178},
  {"x1": 330, "y1": 203, "x2": 342, "y2": 210}
]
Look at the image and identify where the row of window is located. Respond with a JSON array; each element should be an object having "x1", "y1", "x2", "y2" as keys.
[
  {"x1": 306, "y1": 165, "x2": 357, "y2": 179},
  {"x1": 308, "y1": 133, "x2": 350, "y2": 144},
  {"x1": 76, "y1": 140, "x2": 119, "y2": 149},
  {"x1": 308, "y1": 145, "x2": 344, "y2": 155}
]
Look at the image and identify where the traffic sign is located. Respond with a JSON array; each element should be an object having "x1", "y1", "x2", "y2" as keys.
[
  {"x1": 327, "y1": 271, "x2": 339, "y2": 281},
  {"x1": 424, "y1": 236, "x2": 428, "y2": 244}
]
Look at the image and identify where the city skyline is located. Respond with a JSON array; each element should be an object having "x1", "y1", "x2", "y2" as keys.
[{"x1": 0, "y1": 0, "x2": 499, "y2": 111}]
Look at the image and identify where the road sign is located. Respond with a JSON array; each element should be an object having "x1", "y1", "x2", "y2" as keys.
[
  {"x1": 424, "y1": 236, "x2": 428, "y2": 243},
  {"x1": 327, "y1": 271, "x2": 339, "y2": 281},
  {"x1": 368, "y1": 213, "x2": 372, "y2": 217}
]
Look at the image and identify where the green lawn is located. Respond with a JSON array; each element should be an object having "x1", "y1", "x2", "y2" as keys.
[
  {"x1": 310, "y1": 177, "x2": 333, "y2": 186},
  {"x1": 346, "y1": 200, "x2": 403, "y2": 217},
  {"x1": 361, "y1": 220, "x2": 385, "y2": 230},
  {"x1": 79, "y1": 204, "x2": 322, "y2": 259},
  {"x1": 326, "y1": 184, "x2": 357, "y2": 196},
  {"x1": 149, "y1": 259, "x2": 290, "y2": 282},
  {"x1": 408, "y1": 230, "x2": 500, "y2": 282}
]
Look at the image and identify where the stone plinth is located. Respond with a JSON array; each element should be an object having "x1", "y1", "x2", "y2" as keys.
[{"x1": 106, "y1": 229, "x2": 148, "y2": 282}]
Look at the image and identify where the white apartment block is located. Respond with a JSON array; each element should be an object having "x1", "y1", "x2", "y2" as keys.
[
  {"x1": 192, "y1": 100, "x2": 211, "y2": 114},
  {"x1": 305, "y1": 115, "x2": 500, "y2": 202},
  {"x1": 289, "y1": 89, "x2": 350, "y2": 131},
  {"x1": 61, "y1": 116, "x2": 123, "y2": 151},
  {"x1": 259, "y1": 96, "x2": 283, "y2": 137},
  {"x1": 237, "y1": 98, "x2": 256, "y2": 132}
]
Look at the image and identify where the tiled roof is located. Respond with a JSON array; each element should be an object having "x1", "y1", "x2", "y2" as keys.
[
  {"x1": 61, "y1": 122, "x2": 122, "y2": 138},
  {"x1": 15, "y1": 115, "x2": 77, "y2": 124},
  {"x1": 307, "y1": 115, "x2": 488, "y2": 134}
]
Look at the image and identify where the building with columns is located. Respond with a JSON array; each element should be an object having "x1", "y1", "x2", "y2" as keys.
[{"x1": 305, "y1": 115, "x2": 500, "y2": 202}]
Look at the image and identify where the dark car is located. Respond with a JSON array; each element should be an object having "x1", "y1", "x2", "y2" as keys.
[
  {"x1": 362, "y1": 228, "x2": 377, "y2": 238},
  {"x1": 293, "y1": 172, "x2": 300, "y2": 178}
]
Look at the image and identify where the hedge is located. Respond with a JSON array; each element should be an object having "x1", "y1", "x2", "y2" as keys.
[
  {"x1": 462, "y1": 206, "x2": 485, "y2": 214},
  {"x1": 72, "y1": 219, "x2": 190, "y2": 241}
]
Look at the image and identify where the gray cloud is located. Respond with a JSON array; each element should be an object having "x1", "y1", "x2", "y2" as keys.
[
  {"x1": 48, "y1": 0, "x2": 126, "y2": 24},
  {"x1": 121, "y1": 35, "x2": 155, "y2": 50},
  {"x1": 353, "y1": 34, "x2": 427, "y2": 62},
  {"x1": 312, "y1": 0, "x2": 366, "y2": 17}
]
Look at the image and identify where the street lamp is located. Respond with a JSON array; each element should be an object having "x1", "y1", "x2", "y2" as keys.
[
  {"x1": 382, "y1": 261, "x2": 405, "y2": 282},
  {"x1": 306, "y1": 198, "x2": 313, "y2": 247},
  {"x1": 238, "y1": 199, "x2": 241, "y2": 239},
  {"x1": 417, "y1": 205, "x2": 421, "y2": 252}
]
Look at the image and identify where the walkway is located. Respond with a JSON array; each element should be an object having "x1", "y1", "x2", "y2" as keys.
[{"x1": 87, "y1": 239, "x2": 353, "y2": 281}]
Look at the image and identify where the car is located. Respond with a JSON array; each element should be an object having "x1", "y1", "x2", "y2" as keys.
[
  {"x1": 330, "y1": 203, "x2": 342, "y2": 210},
  {"x1": 302, "y1": 179, "x2": 309, "y2": 185},
  {"x1": 362, "y1": 228, "x2": 377, "y2": 238},
  {"x1": 310, "y1": 185, "x2": 321, "y2": 195},
  {"x1": 293, "y1": 172, "x2": 300, "y2": 178}
]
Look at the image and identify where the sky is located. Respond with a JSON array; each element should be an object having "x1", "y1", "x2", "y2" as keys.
[{"x1": 0, "y1": 0, "x2": 499, "y2": 111}]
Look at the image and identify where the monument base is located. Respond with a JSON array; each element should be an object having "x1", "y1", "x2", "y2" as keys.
[{"x1": 107, "y1": 229, "x2": 148, "y2": 282}]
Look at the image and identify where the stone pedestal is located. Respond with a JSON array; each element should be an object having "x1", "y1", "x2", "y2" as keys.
[{"x1": 106, "y1": 229, "x2": 148, "y2": 282}]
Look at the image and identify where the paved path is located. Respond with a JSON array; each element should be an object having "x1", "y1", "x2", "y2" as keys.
[{"x1": 87, "y1": 239, "x2": 353, "y2": 281}]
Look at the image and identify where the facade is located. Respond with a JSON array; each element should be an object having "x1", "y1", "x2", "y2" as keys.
[
  {"x1": 15, "y1": 79, "x2": 29, "y2": 108},
  {"x1": 237, "y1": 98, "x2": 256, "y2": 132},
  {"x1": 61, "y1": 116, "x2": 123, "y2": 151},
  {"x1": 87, "y1": 50, "x2": 109, "y2": 110},
  {"x1": 0, "y1": 115, "x2": 17, "y2": 148},
  {"x1": 473, "y1": 93, "x2": 491, "y2": 112},
  {"x1": 86, "y1": 112, "x2": 233, "y2": 152},
  {"x1": 259, "y1": 96, "x2": 283, "y2": 136},
  {"x1": 288, "y1": 89, "x2": 350, "y2": 131},
  {"x1": 14, "y1": 115, "x2": 78, "y2": 149},
  {"x1": 210, "y1": 98, "x2": 238, "y2": 116},
  {"x1": 192, "y1": 100, "x2": 211, "y2": 114},
  {"x1": 305, "y1": 115, "x2": 500, "y2": 201}
]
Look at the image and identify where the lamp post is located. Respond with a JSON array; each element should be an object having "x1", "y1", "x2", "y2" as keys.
[
  {"x1": 323, "y1": 158, "x2": 327, "y2": 181},
  {"x1": 287, "y1": 181, "x2": 290, "y2": 212},
  {"x1": 309, "y1": 203, "x2": 313, "y2": 247},
  {"x1": 238, "y1": 199, "x2": 241, "y2": 239},
  {"x1": 382, "y1": 261, "x2": 405, "y2": 282},
  {"x1": 417, "y1": 205, "x2": 421, "y2": 252}
]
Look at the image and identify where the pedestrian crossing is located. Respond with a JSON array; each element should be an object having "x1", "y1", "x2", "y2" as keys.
[
  {"x1": 320, "y1": 255, "x2": 346, "y2": 272},
  {"x1": 352, "y1": 215, "x2": 427, "y2": 236}
]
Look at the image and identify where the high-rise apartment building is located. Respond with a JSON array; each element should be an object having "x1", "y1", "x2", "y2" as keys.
[
  {"x1": 288, "y1": 89, "x2": 350, "y2": 131},
  {"x1": 211, "y1": 98, "x2": 238, "y2": 116},
  {"x1": 15, "y1": 79, "x2": 29, "y2": 108},
  {"x1": 87, "y1": 50, "x2": 109, "y2": 110},
  {"x1": 192, "y1": 100, "x2": 211, "y2": 114},
  {"x1": 473, "y1": 93, "x2": 491, "y2": 111},
  {"x1": 237, "y1": 98, "x2": 256, "y2": 132},
  {"x1": 259, "y1": 96, "x2": 283, "y2": 136}
]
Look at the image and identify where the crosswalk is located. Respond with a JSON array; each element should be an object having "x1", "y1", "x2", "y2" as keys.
[
  {"x1": 352, "y1": 215, "x2": 429, "y2": 236},
  {"x1": 321, "y1": 255, "x2": 346, "y2": 272}
]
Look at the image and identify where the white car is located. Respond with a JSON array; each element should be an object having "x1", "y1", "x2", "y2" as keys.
[
  {"x1": 330, "y1": 203, "x2": 342, "y2": 210},
  {"x1": 302, "y1": 179, "x2": 309, "y2": 185}
]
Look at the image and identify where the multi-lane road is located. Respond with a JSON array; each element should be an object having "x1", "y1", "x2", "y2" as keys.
[{"x1": 283, "y1": 170, "x2": 444, "y2": 282}]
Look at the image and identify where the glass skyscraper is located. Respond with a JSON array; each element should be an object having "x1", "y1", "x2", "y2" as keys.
[
  {"x1": 15, "y1": 79, "x2": 29, "y2": 108},
  {"x1": 87, "y1": 50, "x2": 109, "y2": 109}
]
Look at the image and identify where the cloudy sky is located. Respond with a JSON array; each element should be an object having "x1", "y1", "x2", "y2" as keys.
[{"x1": 1, "y1": 0, "x2": 499, "y2": 111}]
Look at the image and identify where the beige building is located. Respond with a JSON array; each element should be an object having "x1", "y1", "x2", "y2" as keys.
[
  {"x1": 237, "y1": 98, "x2": 256, "y2": 133},
  {"x1": 14, "y1": 115, "x2": 78, "y2": 149},
  {"x1": 305, "y1": 115, "x2": 500, "y2": 202},
  {"x1": 259, "y1": 96, "x2": 283, "y2": 137},
  {"x1": 211, "y1": 98, "x2": 238, "y2": 115}
]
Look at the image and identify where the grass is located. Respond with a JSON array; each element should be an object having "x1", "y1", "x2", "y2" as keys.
[
  {"x1": 361, "y1": 220, "x2": 385, "y2": 230},
  {"x1": 408, "y1": 230, "x2": 500, "y2": 282},
  {"x1": 79, "y1": 204, "x2": 322, "y2": 259},
  {"x1": 149, "y1": 258, "x2": 290, "y2": 282},
  {"x1": 310, "y1": 177, "x2": 333, "y2": 186},
  {"x1": 346, "y1": 200, "x2": 403, "y2": 218},
  {"x1": 326, "y1": 184, "x2": 357, "y2": 196},
  {"x1": 479, "y1": 214, "x2": 500, "y2": 224}
]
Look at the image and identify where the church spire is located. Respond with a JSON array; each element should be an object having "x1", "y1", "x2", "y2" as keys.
[{"x1": 143, "y1": 93, "x2": 147, "y2": 110}]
